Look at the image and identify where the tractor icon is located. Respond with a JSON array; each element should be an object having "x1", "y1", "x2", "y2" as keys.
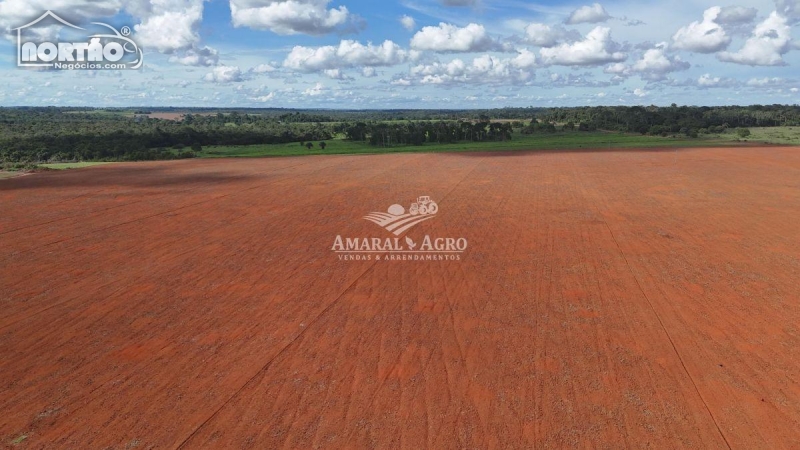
[{"x1": 409, "y1": 196, "x2": 438, "y2": 216}]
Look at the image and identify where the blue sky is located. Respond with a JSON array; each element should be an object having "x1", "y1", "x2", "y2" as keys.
[{"x1": 0, "y1": 0, "x2": 798, "y2": 108}]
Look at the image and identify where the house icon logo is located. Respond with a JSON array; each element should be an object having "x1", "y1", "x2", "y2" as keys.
[{"x1": 14, "y1": 11, "x2": 143, "y2": 70}]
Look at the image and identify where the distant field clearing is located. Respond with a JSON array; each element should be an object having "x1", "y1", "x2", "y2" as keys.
[{"x1": 38, "y1": 162, "x2": 115, "y2": 170}]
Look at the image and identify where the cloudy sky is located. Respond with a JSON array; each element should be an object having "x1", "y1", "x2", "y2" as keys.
[{"x1": 0, "y1": 0, "x2": 798, "y2": 108}]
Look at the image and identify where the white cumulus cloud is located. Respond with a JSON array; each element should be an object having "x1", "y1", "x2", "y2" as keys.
[
  {"x1": 410, "y1": 23, "x2": 507, "y2": 53},
  {"x1": 671, "y1": 73, "x2": 738, "y2": 89},
  {"x1": 203, "y1": 65, "x2": 244, "y2": 83},
  {"x1": 0, "y1": 0, "x2": 122, "y2": 35},
  {"x1": 566, "y1": 3, "x2": 611, "y2": 25},
  {"x1": 134, "y1": 0, "x2": 205, "y2": 52},
  {"x1": 604, "y1": 62, "x2": 629, "y2": 76},
  {"x1": 699, "y1": 75, "x2": 719, "y2": 86},
  {"x1": 397, "y1": 50, "x2": 537, "y2": 86},
  {"x1": 747, "y1": 77, "x2": 784, "y2": 86},
  {"x1": 303, "y1": 82, "x2": 327, "y2": 96},
  {"x1": 400, "y1": 15, "x2": 416, "y2": 31},
  {"x1": 630, "y1": 44, "x2": 690, "y2": 80},
  {"x1": 539, "y1": 27, "x2": 626, "y2": 66},
  {"x1": 524, "y1": 23, "x2": 579, "y2": 48},
  {"x1": 230, "y1": 0, "x2": 351, "y2": 35},
  {"x1": 0, "y1": 0, "x2": 205, "y2": 53},
  {"x1": 169, "y1": 46, "x2": 219, "y2": 66},
  {"x1": 323, "y1": 68, "x2": 353, "y2": 80},
  {"x1": 283, "y1": 40, "x2": 413, "y2": 72},
  {"x1": 671, "y1": 7, "x2": 731, "y2": 53},
  {"x1": 718, "y1": 12, "x2": 791, "y2": 66},
  {"x1": 250, "y1": 62, "x2": 279, "y2": 73},
  {"x1": 250, "y1": 92, "x2": 275, "y2": 102}
]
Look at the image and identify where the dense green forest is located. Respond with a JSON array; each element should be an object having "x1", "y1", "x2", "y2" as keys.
[
  {"x1": 338, "y1": 118, "x2": 514, "y2": 146},
  {"x1": 539, "y1": 104, "x2": 800, "y2": 135},
  {"x1": 0, "y1": 105, "x2": 798, "y2": 164},
  {"x1": 0, "y1": 109, "x2": 333, "y2": 162}
]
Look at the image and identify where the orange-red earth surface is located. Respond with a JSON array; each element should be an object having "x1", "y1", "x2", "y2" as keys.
[{"x1": 1, "y1": 147, "x2": 799, "y2": 449}]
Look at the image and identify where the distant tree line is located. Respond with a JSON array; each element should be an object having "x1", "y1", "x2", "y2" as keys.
[
  {"x1": 538, "y1": 104, "x2": 800, "y2": 136},
  {"x1": 116, "y1": 106, "x2": 548, "y2": 122},
  {"x1": 339, "y1": 118, "x2": 513, "y2": 146},
  {"x1": 1, "y1": 105, "x2": 798, "y2": 163},
  {"x1": 0, "y1": 109, "x2": 332, "y2": 163}
]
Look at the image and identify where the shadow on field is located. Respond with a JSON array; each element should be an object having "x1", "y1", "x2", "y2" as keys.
[
  {"x1": 437, "y1": 146, "x2": 706, "y2": 158},
  {"x1": 0, "y1": 163, "x2": 258, "y2": 191}
]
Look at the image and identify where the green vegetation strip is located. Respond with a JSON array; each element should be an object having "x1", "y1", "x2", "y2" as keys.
[
  {"x1": 727, "y1": 127, "x2": 800, "y2": 145},
  {"x1": 3, "y1": 107, "x2": 799, "y2": 164},
  {"x1": 38, "y1": 162, "x2": 115, "y2": 170},
  {"x1": 197, "y1": 133, "x2": 738, "y2": 159}
]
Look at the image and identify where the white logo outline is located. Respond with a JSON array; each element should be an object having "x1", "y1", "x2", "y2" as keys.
[
  {"x1": 14, "y1": 11, "x2": 143, "y2": 70},
  {"x1": 364, "y1": 196, "x2": 439, "y2": 236}
]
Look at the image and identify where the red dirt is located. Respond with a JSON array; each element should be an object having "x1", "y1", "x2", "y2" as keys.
[{"x1": 1, "y1": 147, "x2": 799, "y2": 448}]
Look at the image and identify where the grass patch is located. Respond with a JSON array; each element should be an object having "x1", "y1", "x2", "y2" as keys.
[
  {"x1": 0, "y1": 171, "x2": 24, "y2": 179},
  {"x1": 702, "y1": 127, "x2": 800, "y2": 145},
  {"x1": 10, "y1": 434, "x2": 28, "y2": 445},
  {"x1": 739, "y1": 127, "x2": 800, "y2": 145},
  {"x1": 38, "y1": 162, "x2": 115, "y2": 170},
  {"x1": 198, "y1": 132, "x2": 735, "y2": 159}
]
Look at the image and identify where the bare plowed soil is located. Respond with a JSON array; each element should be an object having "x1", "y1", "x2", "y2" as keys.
[{"x1": 1, "y1": 148, "x2": 799, "y2": 448}]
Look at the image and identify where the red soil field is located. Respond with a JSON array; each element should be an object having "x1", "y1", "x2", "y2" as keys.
[
  {"x1": 1, "y1": 147, "x2": 799, "y2": 448},
  {"x1": 146, "y1": 112, "x2": 186, "y2": 120}
]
